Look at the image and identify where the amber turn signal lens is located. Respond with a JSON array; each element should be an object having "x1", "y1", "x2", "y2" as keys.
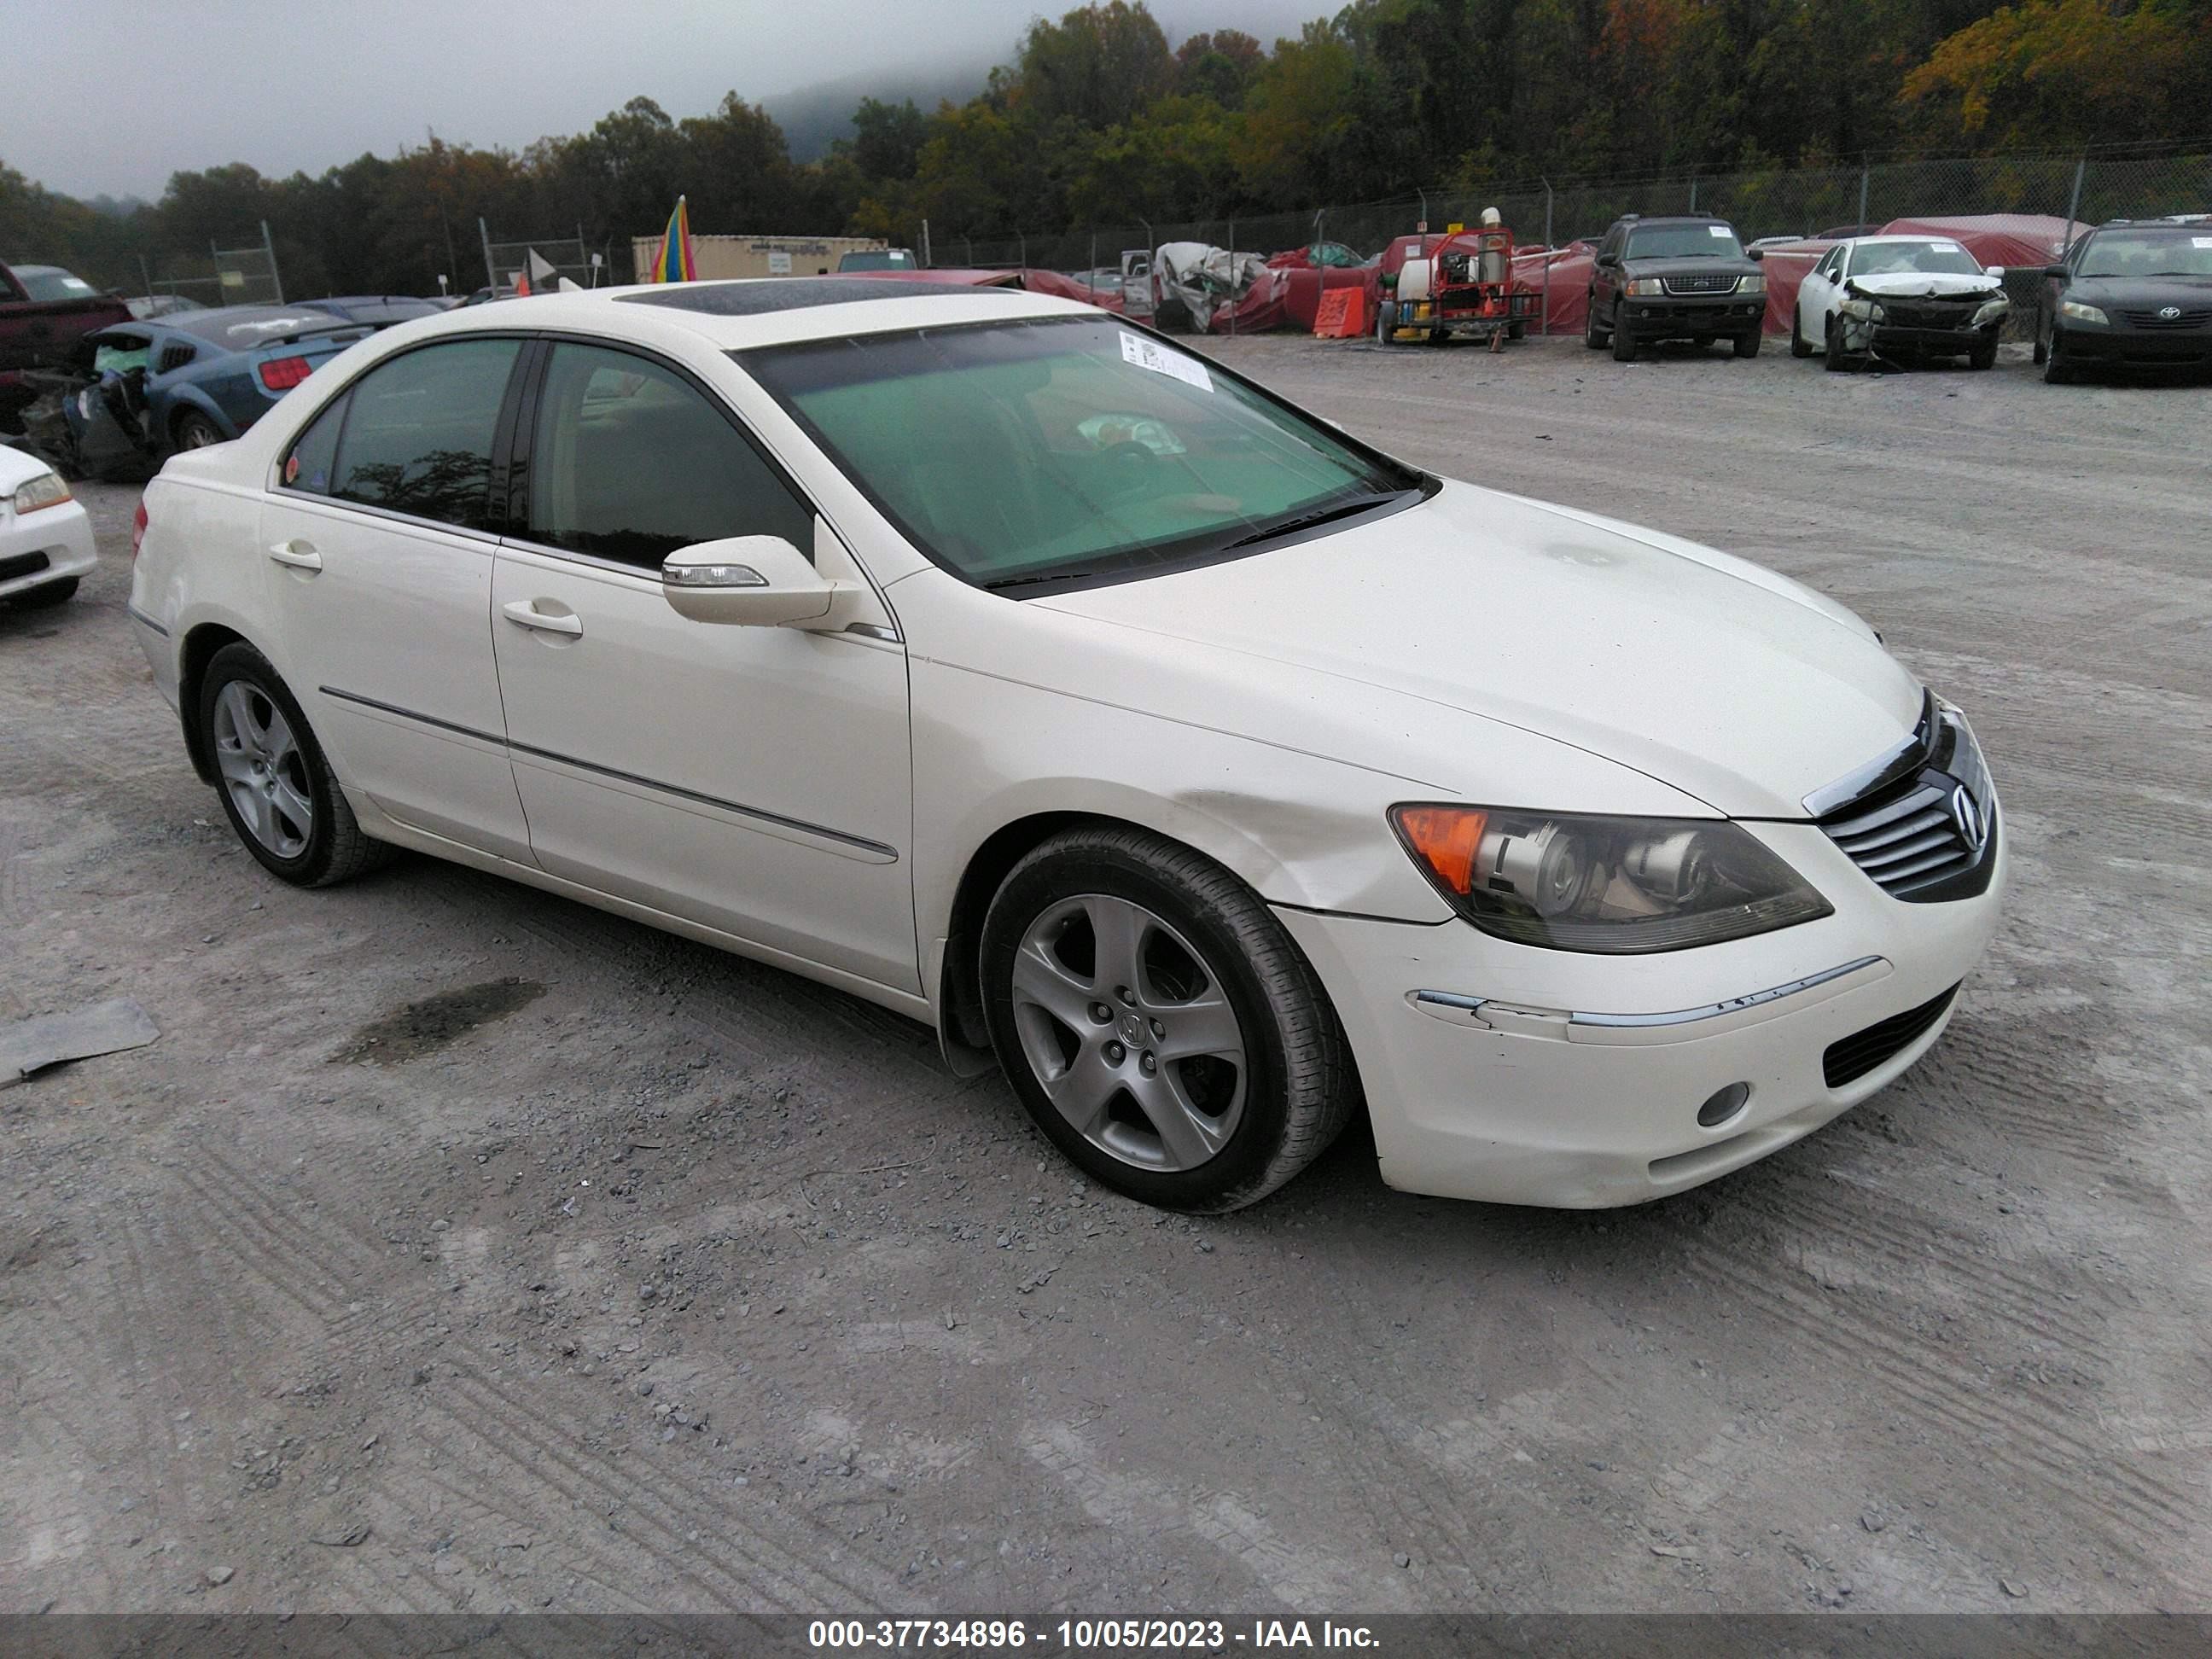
[{"x1": 1393, "y1": 806, "x2": 1488, "y2": 895}]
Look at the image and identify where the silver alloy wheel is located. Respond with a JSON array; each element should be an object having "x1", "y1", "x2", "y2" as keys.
[
  {"x1": 1010, "y1": 894, "x2": 1249, "y2": 1172},
  {"x1": 178, "y1": 416, "x2": 221, "y2": 448},
  {"x1": 212, "y1": 681, "x2": 312, "y2": 858}
]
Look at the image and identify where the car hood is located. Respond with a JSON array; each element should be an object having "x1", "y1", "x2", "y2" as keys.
[
  {"x1": 0, "y1": 441, "x2": 61, "y2": 493},
  {"x1": 1035, "y1": 481, "x2": 1920, "y2": 818},
  {"x1": 2064, "y1": 274, "x2": 2212, "y2": 308},
  {"x1": 1622, "y1": 254, "x2": 1762, "y2": 280},
  {"x1": 1846, "y1": 271, "x2": 2001, "y2": 299}
]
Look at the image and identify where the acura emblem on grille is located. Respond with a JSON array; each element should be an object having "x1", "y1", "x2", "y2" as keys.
[
  {"x1": 2158, "y1": 306, "x2": 2183, "y2": 320},
  {"x1": 1950, "y1": 786, "x2": 1988, "y2": 853}
]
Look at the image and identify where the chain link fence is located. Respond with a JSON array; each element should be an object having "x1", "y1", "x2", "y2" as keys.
[
  {"x1": 479, "y1": 223, "x2": 607, "y2": 295},
  {"x1": 937, "y1": 148, "x2": 2212, "y2": 331}
]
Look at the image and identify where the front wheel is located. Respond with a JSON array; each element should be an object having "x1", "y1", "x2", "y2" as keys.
[
  {"x1": 980, "y1": 826, "x2": 1358, "y2": 1212},
  {"x1": 2032, "y1": 325, "x2": 2049, "y2": 366},
  {"x1": 1584, "y1": 299, "x2": 1610, "y2": 349},
  {"x1": 2043, "y1": 329, "x2": 2078, "y2": 384},
  {"x1": 1790, "y1": 308, "x2": 1813, "y2": 358},
  {"x1": 1610, "y1": 322, "x2": 1637, "y2": 362},
  {"x1": 1825, "y1": 317, "x2": 1849, "y2": 371},
  {"x1": 1969, "y1": 337, "x2": 1998, "y2": 371},
  {"x1": 11, "y1": 576, "x2": 79, "y2": 609},
  {"x1": 197, "y1": 643, "x2": 392, "y2": 887},
  {"x1": 1733, "y1": 329, "x2": 1761, "y2": 358}
]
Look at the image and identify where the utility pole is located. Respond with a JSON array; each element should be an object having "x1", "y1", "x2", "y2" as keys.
[
  {"x1": 261, "y1": 220, "x2": 283, "y2": 303},
  {"x1": 2064, "y1": 155, "x2": 2087, "y2": 237}
]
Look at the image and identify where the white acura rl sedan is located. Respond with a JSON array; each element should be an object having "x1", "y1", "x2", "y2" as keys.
[{"x1": 128, "y1": 280, "x2": 2003, "y2": 1212}]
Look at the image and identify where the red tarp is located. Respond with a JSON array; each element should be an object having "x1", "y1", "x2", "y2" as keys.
[{"x1": 1877, "y1": 215, "x2": 2087, "y2": 273}]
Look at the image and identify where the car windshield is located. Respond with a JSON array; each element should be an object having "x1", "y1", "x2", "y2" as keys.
[
  {"x1": 17, "y1": 267, "x2": 100, "y2": 302},
  {"x1": 742, "y1": 317, "x2": 1421, "y2": 591},
  {"x1": 840, "y1": 252, "x2": 916, "y2": 271},
  {"x1": 1851, "y1": 241, "x2": 1984, "y2": 277},
  {"x1": 1626, "y1": 224, "x2": 1743, "y2": 259},
  {"x1": 334, "y1": 299, "x2": 441, "y2": 323},
  {"x1": 2080, "y1": 230, "x2": 2212, "y2": 279}
]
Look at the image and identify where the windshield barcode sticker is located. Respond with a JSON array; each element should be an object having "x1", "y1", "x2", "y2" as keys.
[
  {"x1": 2195, "y1": 236, "x2": 2212, "y2": 248},
  {"x1": 1120, "y1": 332, "x2": 1212, "y2": 392},
  {"x1": 1709, "y1": 224, "x2": 1731, "y2": 236}
]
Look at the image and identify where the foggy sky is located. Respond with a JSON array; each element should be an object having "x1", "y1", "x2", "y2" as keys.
[{"x1": 13, "y1": 0, "x2": 1329, "y2": 201}]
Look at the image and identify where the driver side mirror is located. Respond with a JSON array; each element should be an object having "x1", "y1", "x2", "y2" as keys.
[
  {"x1": 2044, "y1": 264, "x2": 2070, "y2": 280},
  {"x1": 662, "y1": 535, "x2": 847, "y2": 627},
  {"x1": 1748, "y1": 247, "x2": 1766, "y2": 261}
]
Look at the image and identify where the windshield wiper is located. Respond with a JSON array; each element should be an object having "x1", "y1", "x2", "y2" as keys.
[
  {"x1": 983, "y1": 569, "x2": 1101, "y2": 592},
  {"x1": 1220, "y1": 489, "x2": 1410, "y2": 552}
]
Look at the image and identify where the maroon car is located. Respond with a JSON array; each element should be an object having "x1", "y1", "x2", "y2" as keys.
[{"x1": 1, "y1": 262, "x2": 132, "y2": 428}]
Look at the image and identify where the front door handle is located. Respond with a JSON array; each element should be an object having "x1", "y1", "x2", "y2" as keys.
[
  {"x1": 503, "y1": 598, "x2": 583, "y2": 637},
  {"x1": 268, "y1": 539, "x2": 322, "y2": 571}
]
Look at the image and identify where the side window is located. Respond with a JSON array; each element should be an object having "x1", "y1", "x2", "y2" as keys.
[
  {"x1": 329, "y1": 338, "x2": 521, "y2": 532},
  {"x1": 281, "y1": 393, "x2": 347, "y2": 495},
  {"x1": 527, "y1": 341, "x2": 812, "y2": 569}
]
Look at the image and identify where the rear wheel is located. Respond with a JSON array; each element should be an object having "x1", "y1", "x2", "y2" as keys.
[
  {"x1": 12, "y1": 576, "x2": 79, "y2": 609},
  {"x1": 1733, "y1": 329, "x2": 1761, "y2": 358},
  {"x1": 980, "y1": 825, "x2": 1358, "y2": 1212},
  {"x1": 172, "y1": 410, "x2": 225, "y2": 451},
  {"x1": 197, "y1": 643, "x2": 392, "y2": 887}
]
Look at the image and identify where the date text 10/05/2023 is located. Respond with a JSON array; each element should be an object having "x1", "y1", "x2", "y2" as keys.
[{"x1": 807, "y1": 1619, "x2": 1382, "y2": 1650}]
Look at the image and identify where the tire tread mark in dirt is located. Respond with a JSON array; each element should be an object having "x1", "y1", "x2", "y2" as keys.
[
  {"x1": 1656, "y1": 1216, "x2": 2203, "y2": 1593},
  {"x1": 170, "y1": 1164, "x2": 352, "y2": 1330},
  {"x1": 408, "y1": 1438, "x2": 750, "y2": 1611},
  {"x1": 434, "y1": 1366, "x2": 908, "y2": 1610}
]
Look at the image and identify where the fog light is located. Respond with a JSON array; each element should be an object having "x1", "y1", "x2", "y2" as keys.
[{"x1": 1697, "y1": 1083, "x2": 1750, "y2": 1127}]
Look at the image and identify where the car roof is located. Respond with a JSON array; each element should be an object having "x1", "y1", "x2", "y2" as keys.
[
  {"x1": 389, "y1": 279, "x2": 1090, "y2": 355},
  {"x1": 1836, "y1": 234, "x2": 1974, "y2": 247},
  {"x1": 1620, "y1": 215, "x2": 1731, "y2": 228},
  {"x1": 2092, "y1": 218, "x2": 2210, "y2": 231}
]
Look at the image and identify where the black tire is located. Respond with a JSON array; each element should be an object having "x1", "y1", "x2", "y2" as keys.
[
  {"x1": 980, "y1": 825, "x2": 1359, "y2": 1213},
  {"x1": 196, "y1": 643, "x2": 392, "y2": 888},
  {"x1": 1790, "y1": 308, "x2": 1813, "y2": 358},
  {"x1": 1507, "y1": 319, "x2": 1527, "y2": 341},
  {"x1": 2042, "y1": 329, "x2": 2077, "y2": 384},
  {"x1": 1969, "y1": 337, "x2": 1998, "y2": 371},
  {"x1": 172, "y1": 409, "x2": 225, "y2": 452},
  {"x1": 1584, "y1": 298, "x2": 1610, "y2": 349},
  {"x1": 1825, "y1": 317, "x2": 1849, "y2": 371},
  {"x1": 1733, "y1": 329, "x2": 1761, "y2": 359},
  {"x1": 1693, "y1": 334, "x2": 1715, "y2": 349},
  {"x1": 2031, "y1": 324, "x2": 2048, "y2": 366},
  {"x1": 12, "y1": 576, "x2": 79, "y2": 608},
  {"x1": 1610, "y1": 321, "x2": 1637, "y2": 363}
]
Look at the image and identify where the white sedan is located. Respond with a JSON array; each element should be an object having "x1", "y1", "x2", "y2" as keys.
[
  {"x1": 129, "y1": 282, "x2": 2004, "y2": 1211},
  {"x1": 1, "y1": 441, "x2": 96, "y2": 608},
  {"x1": 1792, "y1": 235, "x2": 2011, "y2": 368}
]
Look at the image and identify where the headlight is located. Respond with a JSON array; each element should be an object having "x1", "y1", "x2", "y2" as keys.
[
  {"x1": 1971, "y1": 295, "x2": 2011, "y2": 328},
  {"x1": 1625, "y1": 277, "x2": 1665, "y2": 297},
  {"x1": 1737, "y1": 274, "x2": 1767, "y2": 295},
  {"x1": 1389, "y1": 806, "x2": 1833, "y2": 954},
  {"x1": 2060, "y1": 300, "x2": 2108, "y2": 325},
  {"x1": 10, "y1": 470, "x2": 72, "y2": 515},
  {"x1": 1840, "y1": 296, "x2": 1885, "y2": 322}
]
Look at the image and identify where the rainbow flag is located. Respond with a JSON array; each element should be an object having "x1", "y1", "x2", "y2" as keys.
[{"x1": 647, "y1": 195, "x2": 696, "y2": 282}]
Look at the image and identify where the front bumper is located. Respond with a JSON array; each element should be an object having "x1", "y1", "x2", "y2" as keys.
[
  {"x1": 1277, "y1": 816, "x2": 2005, "y2": 1208},
  {"x1": 0, "y1": 497, "x2": 97, "y2": 599},
  {"x1": 1868, "y1": 320, "x2": 2000, "y2": 354},
  {"x1": 1620, "y1": 298, "x2": 1763, "y2": 338},
  {"x1": 2057, "y1": 326, "x2": 2212, "y2": 368}
]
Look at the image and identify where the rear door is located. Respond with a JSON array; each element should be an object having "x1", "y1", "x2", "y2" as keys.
[
  {"x1": 258, "y1": 335, "x2": 534, "y2": 861},
  {"x1": 489, "y1": 337, "x2": 917, "y2": 991}
]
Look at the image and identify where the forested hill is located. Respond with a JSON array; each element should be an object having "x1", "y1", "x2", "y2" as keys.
[{"x1": 5, "y1": 0, "x2": 2206, "y2": 295}]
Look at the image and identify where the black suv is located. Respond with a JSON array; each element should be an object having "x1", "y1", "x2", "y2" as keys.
[
  {"x1": 1586, "y1": 215, "x2": 1767, "y2": 363},
  {"x1": 2036, "y1": 218, "x2": 2212, "y2": 384}
]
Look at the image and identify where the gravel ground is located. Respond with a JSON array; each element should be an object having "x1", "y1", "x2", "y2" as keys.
[{"x1": 2, "y1": 335, "x2": 2207, "y2": 1617}]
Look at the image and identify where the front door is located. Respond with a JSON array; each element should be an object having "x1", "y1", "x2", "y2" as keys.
[
  {"x1": 489, "y1": 339, "x2": 917, "y2": 993},
  {"x1": 259, "y1": 335, "x2": 533, "y2": 861}
]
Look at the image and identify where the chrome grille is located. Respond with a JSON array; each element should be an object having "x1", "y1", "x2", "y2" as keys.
[
  {"x1": 2120, "y1": 307, "x2": 2209, "y2": 329},
  {"x1": 1813, "y1": 697, "x2": 1996, "y2": 901},
  {"x1": 1662, "y1": 274, "x2": 1738, "y2": 295}
]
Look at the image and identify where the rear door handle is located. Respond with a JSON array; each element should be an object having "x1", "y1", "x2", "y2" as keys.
[
  {"x1": 267, "y1": 539, "x2": 322, "y2": 571},
  {"x1": 503, "y1": 598, "x2": 583, "y2": 637}
]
